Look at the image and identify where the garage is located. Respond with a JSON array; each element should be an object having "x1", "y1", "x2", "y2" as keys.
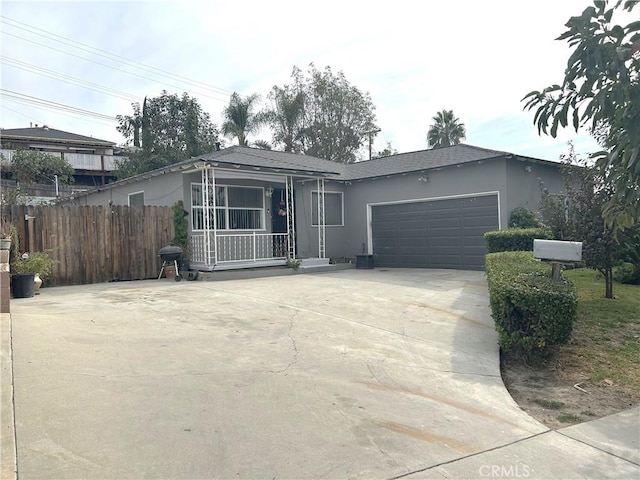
[{"x1": 371, "y1": 194, "x2": 499, "y2": 270}]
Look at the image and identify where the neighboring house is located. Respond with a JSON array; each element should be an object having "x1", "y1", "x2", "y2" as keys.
[
  {"x1": 0, "y1": 125, "x2": 125, "y2": 189},
  {"x1": 61, "y1": 144, "x2": 565, "y2": 271}
]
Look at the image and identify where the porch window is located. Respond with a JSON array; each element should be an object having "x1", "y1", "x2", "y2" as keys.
[
  {"x1": 311, "y1": 191, "x2": 344, "y2": 226},
  {"x1": 191, "y1": 184, "x2": 264, "y2": 230}
]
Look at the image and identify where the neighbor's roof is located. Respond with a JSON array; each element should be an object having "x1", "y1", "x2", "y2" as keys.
[{"x1": 0, "y1": 126, "x2": 115, "y2": 146}]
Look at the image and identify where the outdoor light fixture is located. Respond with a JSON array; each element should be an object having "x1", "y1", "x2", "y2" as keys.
[
  {"x1": 418, "y1": 175, "x2": 429, "y2": 183},
  {"x1": 265, "y1": 185, "x2": 274, "y2": 197}
]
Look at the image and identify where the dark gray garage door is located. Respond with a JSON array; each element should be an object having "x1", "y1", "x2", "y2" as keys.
[{"x1": 371, "y1": 195, "x2": 499, "y2": 270}]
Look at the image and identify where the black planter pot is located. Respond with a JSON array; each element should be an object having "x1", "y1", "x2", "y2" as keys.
[
  {"x1": 12, "y1": 273, "x2": 35, "y2": 298},
  {"x1": 355, "y1": 254, "x2": 375, "y2": 269}
]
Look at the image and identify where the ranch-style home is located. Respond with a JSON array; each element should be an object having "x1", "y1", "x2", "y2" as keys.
[{"x1": 62, "y1": 144, "x2": 564, "y2": 271}]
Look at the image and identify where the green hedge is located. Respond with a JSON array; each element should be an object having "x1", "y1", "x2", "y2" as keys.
[
  {"x1": 485, "y1": 251, "x2": 578, "y2": 357},
  {"x1": 484, "y1": 228, "x2": 552, "y2": 253}
]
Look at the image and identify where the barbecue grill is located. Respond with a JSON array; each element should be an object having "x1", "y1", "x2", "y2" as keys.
[{"x1": 158, "y1": 245, "x2": 183, "y2": 281}]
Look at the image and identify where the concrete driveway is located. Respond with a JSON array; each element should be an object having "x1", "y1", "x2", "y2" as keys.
[{"x1": 4, "y1": 269, "x2": 634, "y2": 479}]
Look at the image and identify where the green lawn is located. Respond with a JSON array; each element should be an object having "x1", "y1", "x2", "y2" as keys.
[{"x1": 562, "y1": 268, "x2": 640, "y2": 399}]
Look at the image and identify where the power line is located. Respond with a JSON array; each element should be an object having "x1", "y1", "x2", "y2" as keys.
[
  {"x1": 1, "y1": 16, "x2": 234, "y2": 97},
  {"x1": 0, "y1": 103, "x2": 43, "y2": 123},
  {"x1": 1, "y1": 98, "x2": 117, "y2": 128},
  {"x1": 0, "y1": 89, "x2": 117, "y2": 122},
  {"x1": 1, "y1": 56, "x2": 141, "y2": 103},
  {"x1": 2, "y1": 31, "x2": 231, "y2": 104}
]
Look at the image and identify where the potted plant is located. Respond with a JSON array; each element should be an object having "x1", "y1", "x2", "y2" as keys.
[
  {"x1": 0, "y1": 233, "x2": 10, "y2": 251},
  {"x1": 172, "y1": 201, "x2": 191, "y2": 271},
  {"x1": 11, "y1": 251, "x2": 55, "y2": 298},
  {"x1": 0, "y1": 223, "x2": 14, "y2": 251}
]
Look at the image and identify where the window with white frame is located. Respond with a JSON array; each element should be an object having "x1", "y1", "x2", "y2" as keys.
[
  {"x1": 191, "y1": 184, "x2": 264, "y2": 230},
  {"x1": 128, "y1": 191, "x2": 144, "y2": 208},
  {"x1": 311, "y1": 191, "x2": 343, "y2": 226}
]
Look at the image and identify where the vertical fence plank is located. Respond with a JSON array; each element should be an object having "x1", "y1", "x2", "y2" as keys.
[{"x1": 1, "y1": 205, "x2": 172, "y2": 286}]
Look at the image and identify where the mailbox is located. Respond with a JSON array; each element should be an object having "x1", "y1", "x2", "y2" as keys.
[{"x1": 533, "y1": 239, "x2": 583, "y2": 262}]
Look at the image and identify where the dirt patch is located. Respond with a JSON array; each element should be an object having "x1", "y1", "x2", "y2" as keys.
[{"x1": 501, "y1": 354, "x2": 638, "y2": 430}]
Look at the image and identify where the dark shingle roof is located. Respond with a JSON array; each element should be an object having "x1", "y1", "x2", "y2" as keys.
[
  {"x1": 62, "y1": 143, "x2": 555, "y2": 201},
  {"x1": 0, "y1": 127, "x2": 115, "y2": 146},
  {"x1": 195, "y1": 146, "x2": 345, "y2": 176},
  {"x1": 196, "y1": 144, "x2": 516, "y2": 180},
  {"x1": 343, "y1": 144, "x2": 510, "y2": 180}
]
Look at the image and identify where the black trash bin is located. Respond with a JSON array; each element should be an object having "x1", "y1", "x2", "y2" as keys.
[
  {"x1": 12, "y1": 273, "x2": 35, "y2": 298},
  {"x1": 355, "y1": 254, "x2": 374, "y2": 269}
]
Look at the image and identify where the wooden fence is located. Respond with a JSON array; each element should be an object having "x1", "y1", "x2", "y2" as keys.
[{"x1": 1, "y1": 205, "x2": 174, "y2": 286}]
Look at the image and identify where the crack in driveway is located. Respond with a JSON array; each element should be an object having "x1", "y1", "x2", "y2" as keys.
[{"x1": 270, "y1": 310, "x2": 299, "y2": 374}]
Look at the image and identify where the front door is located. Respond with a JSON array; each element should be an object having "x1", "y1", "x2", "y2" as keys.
[{"x1": 271, "y1": 188, "x2": 288, "y2": 233}]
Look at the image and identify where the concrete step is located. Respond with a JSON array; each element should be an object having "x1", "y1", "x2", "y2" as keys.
[{"x1": 299, "y1": 258, "x2": 331, "y2": 268}]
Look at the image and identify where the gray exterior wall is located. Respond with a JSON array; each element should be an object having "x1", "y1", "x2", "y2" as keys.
[
  {"x1": 69, "y1": 171, "x2": 185, "y2": 207},
  {"x1": 505, "y1": 159, "x2": 564, "y2": 223},
  {"x1": 62, "y1": 155, "x2": 565, "y2": 263},
  {"x1": 293, "y1": 179, "x2": 347, "y2": 259},
  {"x1": 345, "y1": 159, "x2": 509, "y2": 256}
]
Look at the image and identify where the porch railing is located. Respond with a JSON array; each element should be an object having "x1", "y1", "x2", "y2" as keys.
[{"x1": 190, "y1": 232, "x2": 288, "y2": 265}]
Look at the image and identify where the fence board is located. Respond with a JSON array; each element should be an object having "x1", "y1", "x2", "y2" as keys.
[{"x1": 0, "y1": 205, "x2": 173, "y2": 286}]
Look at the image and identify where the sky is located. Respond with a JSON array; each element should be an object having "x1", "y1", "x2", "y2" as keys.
[{"x1": 0, "y1": 0, "x2": 625, "y2": 162}]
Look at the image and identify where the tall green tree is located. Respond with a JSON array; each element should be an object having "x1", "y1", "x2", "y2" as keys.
[
  {"x1": 10, "y1": 150, "x2": 75, "y2": 184},
  {"x1": 539, "y1": 145, "x2": 624, "y2": 299},
  {"x1": 116, "y1": 91, "x2": 219, "y2": 178},
  {"x1": 116, "y1": 102, "x2": 141, "y2": 148},
  {"x1": 264, "y1": 65, "x2": 378, "y2": 163},
  {"x1": 221, "y1": 92, "x2": 264, "y2": 147},
  {"x1": 300, "y1": 65, "x2": 377, "y2": 163},
  {"x1": 373, "y1": 142, "x2": 399, "y2": 158},
  {"x1": 263, "y1": 85, "x2": 305, "y2": 153},
  {"x1": 523, "y1": 0, "x2": 639, "y2": 231},
  {"x1": 427, "y1": 110, "x2": 466, "y2": 148}
]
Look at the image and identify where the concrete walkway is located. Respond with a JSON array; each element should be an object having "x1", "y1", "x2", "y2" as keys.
[{"x1": 2, "y1": 269, "x2": 638, "y2": 479}]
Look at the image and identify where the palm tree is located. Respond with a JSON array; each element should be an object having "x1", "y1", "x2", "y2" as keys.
[
  {"x1": 427, "y1": 110, "x2": 466, "y2": 148},
  {"x1": 221, "y1": 92, "x2": 264, "y2": 146}
]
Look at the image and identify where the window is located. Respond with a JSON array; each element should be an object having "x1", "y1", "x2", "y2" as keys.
[
  {"x1": 191, "y1": 184, "x2": 264, "y2": 230},
  {"x1": 311, "y1": 191, "x2": 343, "y2": 226},
  {"x1": 128, "y1": 191, "x2": 144, "y2": 208}
]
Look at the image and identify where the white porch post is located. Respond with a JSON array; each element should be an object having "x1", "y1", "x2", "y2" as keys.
[
  {"x1": 201, "y1": 166, "x2": 217, "y2": 267},
  {"x1": 285, "y1": 175, "x2": 296, "y2": 260},
  {"x1": 317, "y1": 178, "x2": 326, "y2": 259}
]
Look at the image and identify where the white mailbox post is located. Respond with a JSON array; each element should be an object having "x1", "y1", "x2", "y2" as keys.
[{"x1": 533, "y1": 239, "x2": 583, "y2": 280}]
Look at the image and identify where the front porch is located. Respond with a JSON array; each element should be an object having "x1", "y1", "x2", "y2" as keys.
[
  {"x1": 190, "y1": 232, "x2": 288, "y2": 270},
  {"x1": 185, "y1": 161, "x2": 330, "y2": 271}
]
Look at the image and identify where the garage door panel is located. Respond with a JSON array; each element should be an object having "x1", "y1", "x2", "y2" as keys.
[
  {"x1": 399, "y1": 237, "x2": 428, "y2": 248},
  {"x1": 372, "y1": 194, "x2": 498, "y2": 270},
  {"x1": 427, "y1": 218, "x2": 461, "y2": 228},
  {"x1": 463, "y1": 215, "x2": 496, "y2": 227}
]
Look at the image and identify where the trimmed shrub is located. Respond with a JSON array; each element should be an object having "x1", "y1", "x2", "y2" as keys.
[
  {"x1": 484, "y1": 228, "x2": 552, "y2": 253},
  {"x1": 613, "y1": 262, "x2": 640, "y2": 285},
  {"x1": 509, "y1": 207, "x2": 541, "y2": 228},
  {"x1": 485, "y1": 251, "x2": 578, "y2": 357}
]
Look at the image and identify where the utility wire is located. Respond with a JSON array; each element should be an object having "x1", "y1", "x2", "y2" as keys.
[
  {"x1": 1, "y1": 56, "x2": 141, "y2": 103},
  {"x1": 1, "y1": 98, "x2": 117, "y2": 128},
  {"x1": 1, "y1": 16, "x2": 234, "y2": 97},
  {"x1": 0, "y1": 103, "x2": 43, "y2": 123},
  {"x1": 1, "y1": 31, "x2": 230, "y2": 103},
  {"x1": 1, "y1": 89, "x2": 117, "y2": 122}
]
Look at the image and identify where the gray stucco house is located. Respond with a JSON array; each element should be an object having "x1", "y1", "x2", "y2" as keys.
[{"x1": 63, "y1": 144, "x2": 564, "y2": 271}]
